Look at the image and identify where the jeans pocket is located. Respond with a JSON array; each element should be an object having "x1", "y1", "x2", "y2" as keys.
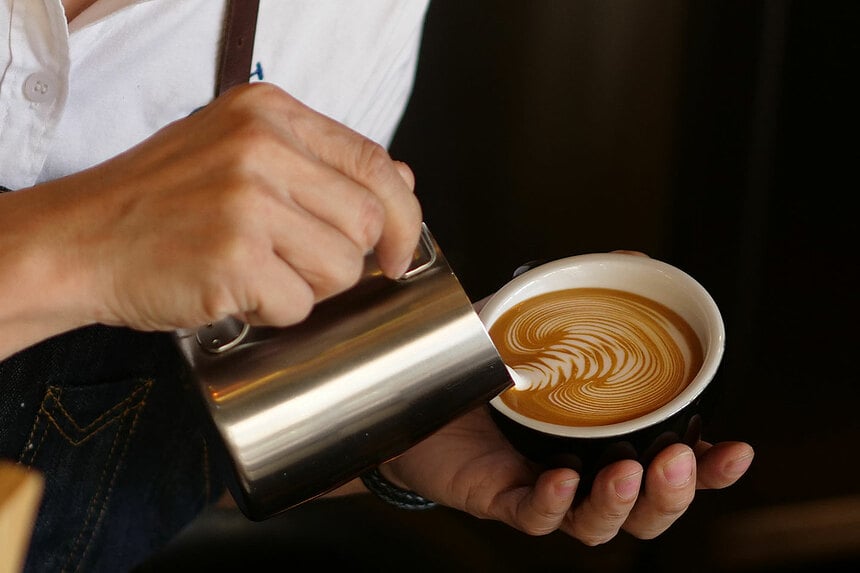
[
  {"x1": 20, "y1": 377, "x2": 153, "y2": 573},
  {"x1": 12, "y1": 327, "x2": 223, "y2": 573}
]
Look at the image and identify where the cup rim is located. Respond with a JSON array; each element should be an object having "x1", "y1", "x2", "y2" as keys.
[{"x1": 481, "y1": 253, "x2": 725, "y2": 438}]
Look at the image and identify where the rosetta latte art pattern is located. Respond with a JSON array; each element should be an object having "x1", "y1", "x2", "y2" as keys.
[{"x1": 490, "y1": 288, "x2": 703, "y2": 426}]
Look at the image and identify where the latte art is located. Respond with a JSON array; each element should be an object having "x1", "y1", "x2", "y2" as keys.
[{"x1": 490, "y1": 288, "x2": 703, "y2": 426}]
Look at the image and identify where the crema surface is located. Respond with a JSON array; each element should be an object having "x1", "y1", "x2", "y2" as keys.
[{"x1": 490, "y1": 288, "x2": 703, "y2": 426}]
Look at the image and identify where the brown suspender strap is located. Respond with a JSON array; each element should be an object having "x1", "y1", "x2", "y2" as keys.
[{"x1": 217, "y1": 0, "x2": 261, "y2": 96}]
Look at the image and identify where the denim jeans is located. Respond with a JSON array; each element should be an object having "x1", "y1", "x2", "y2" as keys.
[{"x1": 0, "y1": 325, "x2": 224, "y2": 572}]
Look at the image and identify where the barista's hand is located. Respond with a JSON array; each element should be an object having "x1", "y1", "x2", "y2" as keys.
[
  {"x1": 1, "y1": 82, "x2": 421, "y2": 357},
  {"x1": 382, "y1": 252, "x2": 753, "y2": 544},
  {"x1": 383, "y1": 405, "x2": 753, "y2": 545}
]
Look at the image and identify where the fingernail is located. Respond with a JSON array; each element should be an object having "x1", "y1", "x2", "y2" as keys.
[
  {"x1": 664, "y1": 451, "x2": 694, "y2": 486},
  {"x1": 615, "y1": 472, "x2": 643, "y2": 501},
  {"x1": 557, "y1": 477, "x2": 580, "y2": 497}
]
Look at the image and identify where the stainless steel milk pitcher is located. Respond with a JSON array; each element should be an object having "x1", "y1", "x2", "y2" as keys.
[{"x1": 174, "y1": 224, "x2": 511, "y2": 520}]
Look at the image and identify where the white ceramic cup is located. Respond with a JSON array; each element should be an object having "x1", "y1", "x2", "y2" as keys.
[{"x1": 480, "y1": 253, "x2": 725, "y2": 486}]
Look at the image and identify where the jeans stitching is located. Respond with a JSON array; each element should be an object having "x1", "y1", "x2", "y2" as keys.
[
  {"x1": 18, "y1": 413, "x2": 50, "y2": 465},
  {"x1": 18, "y1": 380, "x2": 153, "y2": 461},
  {"x1": 16, "y1": 377, "x2": 153, "y2": 572},
  {"x1": 18, "y1": 390, "x2": 55, "y2": 465},
  {"x1": 44, "y1": 382, "x2": 151, "y2": 437},
  {"x1": 61, "y1": 380, "x2": 152, "y2": 573},
  {"x1": 60, "y1": 412, "x2": 127, "y2": 573}
]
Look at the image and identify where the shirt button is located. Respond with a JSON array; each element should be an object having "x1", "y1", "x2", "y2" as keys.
[{"x1": 23, "y1": 72, "x2": 58, "y2": 103}]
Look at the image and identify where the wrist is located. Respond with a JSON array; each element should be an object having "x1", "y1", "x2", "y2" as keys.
[
  {"x1": 376, "y1": 463, "x2": 409, "y2": 490},
  {"x1": 360, "y1": 466, "x2": 437, "y2": 511}
]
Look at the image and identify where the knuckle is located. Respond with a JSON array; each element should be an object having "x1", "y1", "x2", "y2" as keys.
[
  {"x1": 397, "y1": 195, "x2": 423, "y2": 235},
  {"x1": 342, "y1": 246, "x2": 366, "y2": 284},
  {"x1": 198, "y1": 282, "x2": 239, "y2": 323},
  {"x1": 197, "y1": 232, "x2": 260, "y2": 306},
  {"x1": 654, "y1": 491, "x2": 696, "y2": 518},
  {"x1": 335, "y1": 248, "x2": 366, "y2": 287},
  {"x1": 601, "y1": 508, "x2": 630, "y2": 522},
  {"x1": 354, "y1": 193, "x2": 385, "y2": 248},
  {"x1": 571, "y1": 508, "x2": 627, "y2": 546},
  {"x1": 354, "y1": 139, "x2": 394, "y2": 187},
  {"x1": 224, "y1": 81, "x2": 282, "y2": 109},
  {"x1": 308, "y1": 245, "x2": 365, "y2": 300},
  {"x1": 279, "y1": 283, "x2": 315, "y2": 325}
]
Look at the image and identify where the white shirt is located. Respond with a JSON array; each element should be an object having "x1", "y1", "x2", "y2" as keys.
[{"x1": 0, "y1": 0, "x2": 429, "y2": 190}]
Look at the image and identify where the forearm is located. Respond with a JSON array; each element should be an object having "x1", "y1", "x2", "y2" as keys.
[{"x1": 0, "y1": 183, "x2": 95, "y2": 360}]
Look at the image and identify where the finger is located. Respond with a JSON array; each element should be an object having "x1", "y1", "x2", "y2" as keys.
[
  {"x1": 328, "y1": 140, "x2": 421, "y2": 279},
  {"x1": 279, "y1": 95, "x2": 422, "y2": 278},
  {"x1": 268, "y1": 148, "x2": 388, "y2": 256},
  {"x1": 201, "y1": 90, "x2": 390, "y2": 260},
  {"x1": 622, "y1": 444, "x2": 696, "y2": 539},
  {"x1": 267, "y1": 202, "x2": 367, "y2": 302},
  {"x1": 270, "y1": 154, "x2": 420, "y2": 279},
  {"x1": 694, "y1": 441, "x2": 755, "y2": 490},
  {"x1": 501, "y1": 468, "x2": 579, "y2": 536},
  {"x1": 214, "y1": 201, "x2": 360, "y2": 326},
  {"x1": 561, "y1": 460, "x2": 643, "y2": 546},
  {"x1": 393, "y1": 160, "x2": 416, "y2": 191},
  {"x1": 241, "y1": 253, "x2": 315, "y2": 327}
]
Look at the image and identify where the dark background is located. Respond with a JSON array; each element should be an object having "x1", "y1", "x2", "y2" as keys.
[{"x1": 141, "y1": 1, "x2": 859, "y2": 571}]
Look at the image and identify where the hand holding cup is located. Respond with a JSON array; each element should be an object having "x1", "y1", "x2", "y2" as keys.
[{"x1": 480, "y1": 252, "x2": 725, "y2": 490}]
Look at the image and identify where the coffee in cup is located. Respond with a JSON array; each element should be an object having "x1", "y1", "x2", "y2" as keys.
[{"x1": 480, "y1": 253, "x2": 724, "y2": 487}]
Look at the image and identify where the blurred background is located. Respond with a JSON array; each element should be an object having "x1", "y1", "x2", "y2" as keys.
[{"x1": 140, "y1": 1, "x2": 858, "y2": 571}]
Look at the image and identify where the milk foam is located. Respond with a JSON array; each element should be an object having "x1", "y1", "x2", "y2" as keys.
[{"x1": 490, "y1": 288, "x2": 703, "y2": 426}]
